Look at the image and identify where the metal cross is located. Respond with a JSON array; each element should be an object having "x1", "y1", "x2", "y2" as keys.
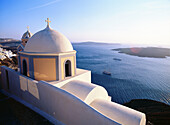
[
  {"x1": 45, "y1": 18, "x2": 51, "y2": 27},
  {"x1": 27, "y1": 26, "x2": 29, "y2": 31}
]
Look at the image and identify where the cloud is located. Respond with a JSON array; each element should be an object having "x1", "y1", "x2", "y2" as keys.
[{"x1": 27, "y1": 0, "x2": 62, "y2": 11}]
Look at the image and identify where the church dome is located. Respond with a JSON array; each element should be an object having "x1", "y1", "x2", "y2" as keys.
[
  {"x1": 22, "y1": 30, "x2": 32, "y2": 40},
  {"x1": 24, "y1": 26, "x2": 73, "y2": 53}
]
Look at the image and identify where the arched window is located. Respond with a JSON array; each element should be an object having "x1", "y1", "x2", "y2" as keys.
[
  {"x1": 65, "y1": 60, "x2": 71, "y2": 77},
  {"x1": 23, "y1": 60, "x2": 27, "y2": 76}
]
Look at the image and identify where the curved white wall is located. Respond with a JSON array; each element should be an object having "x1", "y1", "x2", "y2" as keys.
[
  {"x1": 1, "y1": 66, "x2": 120, "y2": 125},
  {"x1": 1, "y1": 66, "x2": 146, "y2": 125},
  {"x1": 38, "y1": 81, "x2": 119, "y2": 125},
  {"x1": 61, "y1": 80, "x2": 109, "y2": 104},
  {"x1": 90, "y1": 99, "x2": 146, "y2": 125}
]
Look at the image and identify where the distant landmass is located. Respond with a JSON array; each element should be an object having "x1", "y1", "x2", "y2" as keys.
[
  {"x1": 73, "y1": 41, "x2": 121, "y2": 45},
  {"x1": 112, "y1": 47, "x2": 170, "y2": 58},
  {"x1": 0, "y1": 38, "x2": 21, "y2": 43},
  {"x1": 0, "y1": 38, "x2": 21, "y2": 53}
]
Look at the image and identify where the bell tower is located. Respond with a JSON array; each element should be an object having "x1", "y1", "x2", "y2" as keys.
[{"x1": 21, "y1": 26, "x2": 32, "y2": 47}]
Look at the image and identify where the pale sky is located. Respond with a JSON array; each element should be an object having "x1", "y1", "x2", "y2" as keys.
[{"x1": 0, "y1": 0, "x2": 170, "y2": 45}]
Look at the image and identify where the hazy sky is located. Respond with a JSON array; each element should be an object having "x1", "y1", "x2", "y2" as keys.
[{"x1": 0, "y1": 0, "x2": 170, "y2": 45}]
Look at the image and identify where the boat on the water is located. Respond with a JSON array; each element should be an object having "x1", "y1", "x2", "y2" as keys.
[
  {"x1": 113, "y1": 58, "x2": 121, "y2": 61},
  {"x1": 103, "y1": 71, "x2": 111, "y2": 75}
]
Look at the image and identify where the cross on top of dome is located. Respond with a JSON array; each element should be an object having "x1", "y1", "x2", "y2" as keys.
[
  {"x1": 45, "y1": 18, "x2": 51, "y2": 27},
  {"x1": 27, "y1": 26, "x2": 29, "y2": 31}
]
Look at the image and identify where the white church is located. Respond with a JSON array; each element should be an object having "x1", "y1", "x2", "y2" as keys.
[{"x1": 1, "y1": 18, "x2": 146, "y2": 125}]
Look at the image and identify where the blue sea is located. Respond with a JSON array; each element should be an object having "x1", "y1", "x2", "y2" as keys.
[{"x1": 73, "y1": 43, "x2": 170, "y2": 105}]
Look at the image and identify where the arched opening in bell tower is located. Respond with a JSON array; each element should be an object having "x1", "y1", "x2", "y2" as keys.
[
  {"x1": 23, "y1": 60, "x2": 27, "y2": 76},
  {"x1": 65, "y1": 60, "x2": 71, "y2": 77}
]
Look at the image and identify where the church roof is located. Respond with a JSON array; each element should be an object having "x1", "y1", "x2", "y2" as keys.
[
  {"x1": 24, "y1": 18, "x2": 73, "y2": 53},
  {"x1": 22, "y1": 30, "x2": 32, "y2": 40}
]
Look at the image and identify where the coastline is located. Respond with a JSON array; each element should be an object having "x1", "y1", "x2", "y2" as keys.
[
  {"x1": 112, "y1": 47, "x2": 170, "y2": 58},
  {"x1": 124, "y1": 99, "x2": 170, "y2": 125}
]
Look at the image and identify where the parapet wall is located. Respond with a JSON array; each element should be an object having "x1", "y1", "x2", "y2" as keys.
[
  {"x1": 90, "y1": 99, "x2": 146, "y2": 125},
  {"x1": 61, "y1": 80, "x2": 109, "y2": 104},
  {"x1": 0, "y1": 66, "x2": 119, "y2": 125}
]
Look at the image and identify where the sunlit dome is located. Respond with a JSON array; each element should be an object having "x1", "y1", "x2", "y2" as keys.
[
  {"x1": 24, "y1": 18, "x2": 73, "y2": 53},
  {"x1": 21, "y1": 27, "x2": 32, "y2": 40}
]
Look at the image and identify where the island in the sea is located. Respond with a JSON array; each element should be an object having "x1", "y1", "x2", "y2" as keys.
[
  {"x1": 73, "y1": 41, "x2": 121, "y2": 45},
  {"x1": 112, "y1": 47, "x2": 170, "y2": 58}
]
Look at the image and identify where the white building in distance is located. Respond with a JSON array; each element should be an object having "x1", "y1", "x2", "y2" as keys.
[{"x1": 0, "y1": 18, "x2": 146, "y2": 125}]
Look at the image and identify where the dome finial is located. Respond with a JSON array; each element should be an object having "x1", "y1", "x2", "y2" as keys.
[
  {"x1": 27, "y1": 26, "x2": 29, "y2": 31},
  {"x1": 45, "y1": 18, "x2": 51, "y2": 28}
]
